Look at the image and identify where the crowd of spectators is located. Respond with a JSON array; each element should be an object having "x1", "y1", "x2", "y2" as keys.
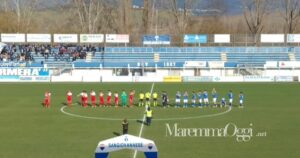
[{"x1": 0, "y1": 44, "x2": 101, "y2": 62}]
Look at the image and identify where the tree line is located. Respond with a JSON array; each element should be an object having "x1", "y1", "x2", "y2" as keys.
[{"x1": 0, "y1": 0, "x2": 299, "y2": 45}]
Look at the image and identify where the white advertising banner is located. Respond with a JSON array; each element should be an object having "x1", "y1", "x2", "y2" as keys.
[
  {"x1": 54, "y1": 34, "x2": 78, "y2": 43},
  {"x1": 1, "y1": 34, "x2": 25, "y2": 43},
  {"x1": 287, "y1": 34, "x2": 300, "y2": 43},
  {"x1": 212, "y1": 76, "x2": 244, "y2": 82},
  {"x1": 279, "y1": 61, "x2": 300, "y2": 68},
  {"x1": 27, "y1": 34, "x2": 51, "y2": 43},
  {"x1": 208, "y1": 61, "x2": 225, "y2": 68},
  {"x1": 261, "y1": 34, "x2": 284, "y2": 43},
  {"x1": 102, "y1": 76, "x2": 133, "y2": 82},
  {"x1": 105, "y1": 34, "x2": 129, "y2": 43},
  {"x1": 264, "y1": 61, "x2": 278, "y2": 68},
  {"x1": 214, "y1": 34, "x2": 230, "y2": 43},
  {"x1": 80, "y1": 34, "x2": 104, "y2": 43},
  {"x1": 244, "y1": 76, "x2": 275, "y2": 82},
  {"x1": 275, "y1": 76, "x2": 294, "y2": 82},
  {"x1": 184, "y1": 61, "x2": 207, "y2": 67}
]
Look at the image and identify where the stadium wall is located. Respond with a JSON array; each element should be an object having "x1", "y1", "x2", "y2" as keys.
[{"x1": 0, "y1": 68, "x2": 299, "y2": 82}]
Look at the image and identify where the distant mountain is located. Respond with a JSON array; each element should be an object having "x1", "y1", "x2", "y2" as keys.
[
  {"x1": 37, "y1": 0, "x2": 244, "y2": 15},
  {"x1": 133, "y1": 0, "x2": 243, "y2": 15}
]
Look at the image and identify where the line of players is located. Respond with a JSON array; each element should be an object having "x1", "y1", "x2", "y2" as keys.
[
  {"x1": 67, "y1": 90, "x2": 136, "y2": 108},
  {"x1": 174, "y1": 89, "x2": 244, "y2": 108},
  {"x1": 63, "y1": 88, "x2": 244, "y2": 108}
]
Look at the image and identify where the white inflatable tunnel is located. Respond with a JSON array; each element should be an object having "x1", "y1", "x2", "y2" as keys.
[{"x1": 95, "y1": 134, "x2": 158, "y2": 158}]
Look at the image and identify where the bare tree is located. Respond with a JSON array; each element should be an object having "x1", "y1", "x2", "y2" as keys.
[
  {"x1": 73, "y1": 0, "x2": 102, "y2": 33},
  {"x1": 282, "y1": 0, "x2": 300, "y2": 33},
  {"x1": 167, "y1": 0, "x2": 195, "y2": 45},
  {"x1": 5, "y1": 0, "x2": 39, "y2": 32},
  {"x1": 0, "y1": 0, "x2": 11, "y2": 12},
  {"x1": 142, "y1": 0, "x2": 151, "y2": 34},
  {"x1": 243, "y1": 0, "x2": 269, "y2": 45},
  {"x1": 121, "y1": 0, "x2": 132, "y2": 33},
  {"x1": 170, "y1": 0, "x2": 192, "y2": 35}
]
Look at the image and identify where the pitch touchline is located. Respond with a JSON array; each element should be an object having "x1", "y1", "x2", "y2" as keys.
[
  {"x1": 60, "y1": 106, "x2": 232, "y2": 121},
  {"x1": 133, "y1": 82, "x2": 155, "y2": 158}
]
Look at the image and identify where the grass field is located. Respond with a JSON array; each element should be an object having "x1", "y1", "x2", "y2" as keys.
[{"x1": 0, "y1": 82, "x2": 299, "y2": 158}]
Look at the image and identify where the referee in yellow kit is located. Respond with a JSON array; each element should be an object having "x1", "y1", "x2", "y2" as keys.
[
  {"x1": 145, "y1": 107, "x2": 153, "y2": 126},
  {"x1": 152, "y1": 91, "x2": 158, "y2": 107},
  {"x1": 145, "y1": 91, "x2": 151, "y2": 107}
]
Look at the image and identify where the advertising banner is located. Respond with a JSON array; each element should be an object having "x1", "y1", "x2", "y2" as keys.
[
  {"x1": 208, "y1": 61, "x2": 225, "y2": 68},
  {"x1": 54, "y1": 34, "x2": 78, "y2": 43},
  {"x1": 27, "y1": 34, "x2": 51, "y2": 43},
  {"x1": 264, "y1": 61, "x2": 278, "y2": 68},
  {"x1": 163, "y1": 76, "x2": 182, "y2": 82},
  {"x1": 184, "y1": 34, "x2": 207, "y2": 43},
  {"x1": 212, "y1": 76, "x2": 244, "y2": 82},
  {"x1": 183, "y1": 76, "x2": 213, "y2": 82},
  {"x1": 243, "y1": 76, "x2": 274, "y2": 82},
  {"x1": 287, "y1": 34, "x2": 300, "y2": 43},
  {"x1": 143, "y1": 35, "x2": 171, "y2": 45},
  {"x1": 19, "y1": 76, "x2": 50, "y2": 82},
  {"x1": 106, "y1": 34, "x2": 129, "y2": 43},
  {"x1": 0, "y1": 62, "x2": 26, "y2": 67},
  {"x1": 1, "y1": 34, "x2": 25, "y2": 43},
  {"x1": 279, "y1": 61, "x2": 300, "y2": 68},
  {"x1": 0, "y1": 68, "x2": 50, "y2": 76},
  {"x1": 261, "y1": 34, "x2": 284, "y2": 43},
  {"x1": 0, "y1": 76, "x2": 20, "y2": 82},
  {"x1": 184, "y1": 61, "x2": 207, "y2": 68},
  {"x1": 214, "y1": 34, "x2": 230, "y2": 43},
  {"x1": 275, "y1": 76, "x2": 294, "y2": 82},
  {"x1": 80, "y1": 34, "x2": 104, "y2": 43}
]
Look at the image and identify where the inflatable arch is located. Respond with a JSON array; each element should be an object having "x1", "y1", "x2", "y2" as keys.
[{"x1": 95, "y1": 134, "x2": 158, "y2": 158}]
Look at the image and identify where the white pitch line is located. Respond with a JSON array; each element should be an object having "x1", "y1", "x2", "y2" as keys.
[
  {"x1": 60, "y1": 106, "x2": 124, "y2": 121},
  {"x1": 133, "y1": 82, "x2": 155, "y2": 158},
  {"x1": 60, "y1": 105, "x2": 232, "y2": 121}
]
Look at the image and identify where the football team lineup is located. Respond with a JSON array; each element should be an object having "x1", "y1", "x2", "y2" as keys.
[
  {"x1": 44, "y1": 82, "x2": 245, "y2": 109},
  {"x1": 56, "y1": 82, "x2": 238, "y2": 121}
]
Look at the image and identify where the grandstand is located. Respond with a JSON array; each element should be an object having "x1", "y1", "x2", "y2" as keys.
[
  {"x1": 1, "y1": 46, "x2": 296, "y2": 67},
  {"x1": 1, "y1": 33, "x2": 300, "y2": 82}
]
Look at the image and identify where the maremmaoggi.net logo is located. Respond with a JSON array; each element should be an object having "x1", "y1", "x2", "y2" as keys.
[{"x1": 166, "y1": 123, "x2": 267, "y2": 142}]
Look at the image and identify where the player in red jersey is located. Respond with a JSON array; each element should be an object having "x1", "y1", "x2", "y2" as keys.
[
  {"x1": 90, "y1": 90, "x2": 97, "y2": 107},
  {"x1": 129, "y1": 90, "x2": 135, "y2": 107},
  {"x1": 79, "y1": 90, "x2": 88, "y2": 108},
  {"x1": 66, "y1": 90, "x2": 72, "y2": 107},
  {"x1": 44, "y1": 91, "x2": 51, "y2": 108},
  {"x1": 114, "y1": 92, "x2": 119, "y2": 108},
  {"x1": 107, "y1": 90, "x2": 112, "y2": 107},
  {"x1": 99, "y1": 91, "x2": 105, "y2": 107}
]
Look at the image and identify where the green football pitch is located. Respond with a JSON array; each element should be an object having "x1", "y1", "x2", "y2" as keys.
[{"x1": 0, "y1": 82, "x2": 299, "y2": 158}]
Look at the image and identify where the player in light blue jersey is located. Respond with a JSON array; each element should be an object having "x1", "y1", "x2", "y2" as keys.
[
  {"x1": 191, "y1": 91, "x2": 197, "y2": 107},
  {"x1": 212, "y1": 88, "x2": 218, "y2": 107},
  {"x1": 239, "y1": 92, "x2": 244, "y2": 108},
  {"x1": 175, "y1": 91, "x2": 181, "y2": 108},
  {"x1": 203, "y1": 90, "x2": 209, "y2": 107},
  {"x1": 183, "y1": 91, "x2": 188, "y2": 108},
  {"x1": 228, "y1": 90, "x2": 234, "y2": 107},
  {"x1": 198, "y1": 91, "x2": 203, "y2": 108},
  {"x1": 221, "y1": 97, "x2": 226, "y2": 107}
]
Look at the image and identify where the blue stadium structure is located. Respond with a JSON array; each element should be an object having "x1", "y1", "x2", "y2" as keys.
[{"x1": 0, "y1": 46, "x2": 298, "y2": 68}]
